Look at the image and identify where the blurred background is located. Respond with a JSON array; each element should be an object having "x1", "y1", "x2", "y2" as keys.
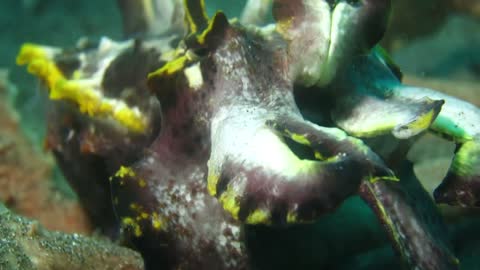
[{"x1": 0, "y1": 0, "x2": 480, "y2": 269}]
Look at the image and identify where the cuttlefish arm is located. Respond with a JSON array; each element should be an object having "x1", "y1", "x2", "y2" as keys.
[
  {"x1": 146, "y1": 4, "x2": 397, "y2": 226},
  {"x1": 170, "y1": 6, "x2": 459, "y2": 270},
  {"x1": 207, "y1": 112, "x2": 396, "y2": 225},
  {"x1": 16, "y1": 35, "x2": 167, "y2": 235},
  {"x1": 328, "y1": 54, "x2": 460, "y2": 268},
  {"x1": 273, "y1": 0, "x2": 442, "y2": 139},
  {"x1": 331, "y1": 50, "x2": 445, "y2": 139},
  {"x1": 359, "y1": 161, "x2": 459, "y2": 269},
  {"x1": 332, "y1": 50, "x2": 480, "y2": 207},
  {"x1": 16, "y1": 38, "x2": 165, "y2": 135},
  {"x1": 393, "y1": 84, "x2": 480, "y2": 207},
  {"x1": 202, "y1": 23, "x2": 458, "y2": 268},
  {"x1": 273, "y1": 0, "x2": 391, "y2": 86}
]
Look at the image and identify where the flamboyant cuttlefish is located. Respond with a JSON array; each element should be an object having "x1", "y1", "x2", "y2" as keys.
[{"x1": 16, "y1": 0, "x2": 480, "y2": 269}]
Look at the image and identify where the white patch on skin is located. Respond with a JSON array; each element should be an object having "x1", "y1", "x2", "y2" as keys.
[
  {"x1": 184, "y1": 62, "x2": 204, "y2": 90},
  {"x1": 218, "y1": 234, "x2": 227, "y2": 246},
  {"x1": 147, "y1": 157, "x2": 155, "y2": 164},
  {"x1": 289, "y1": 0, "x2": 331, "y2": 86},
  {"x1": 231, "y1": 242, "x2": 243, "y2": 253},
  {"x1": 209, "y1": 106, "x2": 320, "y2": 180},
  {"x1": 230, "y1": 225, "x2": 240, "y2": 239},
  {"x1": 334, "y1": 95, "x2": 431, "y2": 138},
  {"x1": 287, "y1": 1, "x2": 372, "y2": 87},
  {"x1": 324, "y1": 2, "x2": 357, "y2": 84},
  {"x1": 76, "y1": 53, "x2": 87, "y2": 73},
  {"x1": 73, "y1": 37, "x2": 133, "y2": 94}
]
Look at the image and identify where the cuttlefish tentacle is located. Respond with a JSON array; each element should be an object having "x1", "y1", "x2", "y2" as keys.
[
  {"x1": 16, "y1": 41, "x2": 152, "y2": 134},
  {"x1": 359, "y1": 162, "x2": 460, "y2": 270},
  {"x1": 331, "y1": 50, "x2": 445, "y2": 139},
  {"x1": 332, "y1": 49, "x2": 480, "y2": 207}
]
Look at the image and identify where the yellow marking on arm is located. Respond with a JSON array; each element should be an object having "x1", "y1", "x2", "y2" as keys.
[
  {"x1": 219, "y1": 185, "x2": 241, "y2": 220},
  {"x1": 195, "y1": 11, "x2": 226, "y2": 45},
  {"x1": 275, "y1": 17, "x2": 294, "y2": 38},
  {"x1": 363, "y1": 183, "x2": 401, "y2": 251},
  {"x1": 364, "y1": 181, "x2": 460, "y2": 266},
  {"x1": 207, "y1": 174, "x2": 220, "y2": 196},
  {"x1": 369, "y1": 175, "x2": 400, "y2": 184},
  {"x1": 151, "y1": 212, "x2": 167, "y2": 231},
  {"x1": 122, "y1": 217, "x2": 143, "y2": 237},
  {"x1": 138, "y1": 178, "x2": 147, "y2": 188},
  {"x1": 278, "y1": 127, "x2": 311, "y2": 146},
  {"x1": 196, "y1": 20, "x2": 214, "y2": 44},
  {"x1": 183, "y1": 0, "x2": 208, "y2": 33},
  {"x1": 17, "y1": 43, "x2": 148, "y2": 133},
  {"x1": 148, "y1": 55, "x2": 189, "y2": 79},
  {"x1": 291, "y1": 133, "x2": 310, "y2": 145},
  {"x1": 286, "y1": 211, "x2": 298, "y2": 223},
  {"x1": 115, "y1": 166, "x2": 136, "y2": 178},
  {"x1": 314, "y1": 151, "x2": 325, "y2": 160},
  {"x1": 405, "y1": 109, "x2": 436, "y2": 132},
  {"x1": 246, "y1": 209, "x2": 271, "y2": 225},
  {"x1": 125, "y1": 204, "x2": 167, "y2": 233},
  {"x1": 16, "y1": 43, "x2": 55, "y2": 65},
  {"x1": 129, "y1": 203, "x2": 141, "y2": 210},
  {"x1": 184, "y1": 62, "x2": 204, "y2": 90},
  {"x1": 451, "y1": 140, "x2": 480, "y2": 177},
  {"x1": 140, "y1": 212, "x2": 149, "y2": 220}
]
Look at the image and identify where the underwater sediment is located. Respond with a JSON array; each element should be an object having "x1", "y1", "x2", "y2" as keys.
[{"x1": 2, "y1": 0, "x2": 480, "y2": 269}]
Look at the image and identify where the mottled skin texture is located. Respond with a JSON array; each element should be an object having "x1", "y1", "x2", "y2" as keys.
[
  {"x1": 111, "y1": 12, "x2": 392, "y2": 268},
  {"x1": 16, "y1": 0, "x2": 480, "y2": 269},
  {"x1": 112, "y1": 40, "x2": 249, "y2": 267},
  {"x1": 43, "y1": 43, "x2": 163, "y2": 236}
]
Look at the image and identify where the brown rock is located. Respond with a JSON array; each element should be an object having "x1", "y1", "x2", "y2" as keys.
[
  {"x1": 0, "y1": 203, "x2": 144, "y2": 270},
  {"x1": 0, "y1": 69, "x2": 91, "y2": 234}
]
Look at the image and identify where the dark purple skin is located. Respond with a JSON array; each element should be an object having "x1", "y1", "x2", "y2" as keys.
[
  {"x1": 272, "y1": 0, "x2": 391, "y2": 83},
  {"x1": 434, "y1": 140, "x2": 480, "y2": 207},
  {"x1": 359, "y1": 163, "x2": 459, "y2": 270},
  {"x1": 110, "y1": 11, "x2": 395, "y2": 269},
  {"x1": 435, "y1": 174, "x2": 480, "y2": 207},
  {"x1": 30, "y1": 1, "x2": 461, "y2": 269},
  {"x1": 44, "y1": 44, "x2": 163, "y2": 236}
]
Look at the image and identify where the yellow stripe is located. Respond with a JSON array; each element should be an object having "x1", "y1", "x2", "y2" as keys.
[
  {"x1": 115, "y1": 166, "x2": 136, "y2": 178},
  {"x1": 148, "y1": 55, "x2": 189, "y2": 79},
  {"x1": 405, "y1": 109, "x2": 436, "y2": 132},
  {"x1": 364, "y1": 182, "x2": 402, "y2": 253},
  {"x1": 207, "y1": 173, "x2": 220, "y2": 196},
  {"x1": 183, "y1": 0, "x2": 208, "y2": 33},
  {"x1": 246, "y1": 209, "x2": 271, "y2": 225},
  {"x1": 17, "y1": 43, "x2": 148, "y2": 133},
  {"x1": 219, "y1": 185, "x2": 241, "y2": 220}
]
